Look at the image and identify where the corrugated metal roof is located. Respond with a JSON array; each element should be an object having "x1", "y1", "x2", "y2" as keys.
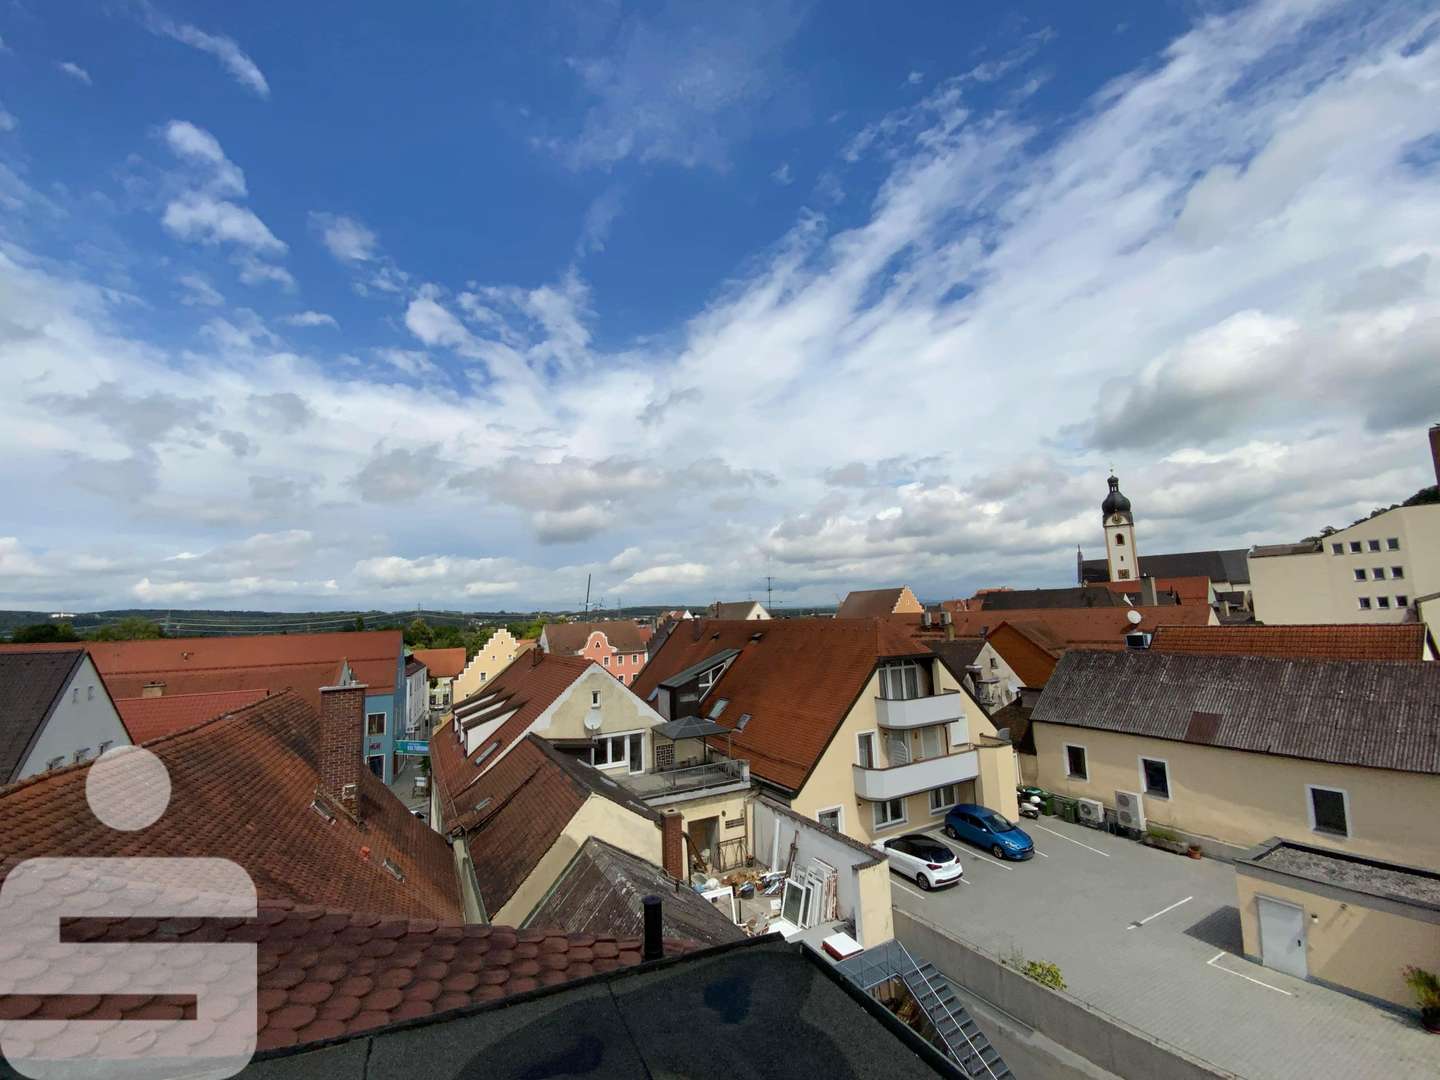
[{"x1": 1032, "y1": 650, "x2": 1440, "y2": 775}]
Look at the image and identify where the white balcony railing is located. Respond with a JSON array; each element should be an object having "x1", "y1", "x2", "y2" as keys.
[
  {"x1": 874, "y1": 691, "x2": 965, "y2": 731},
  {"x1": 853, "y1": 750, "x2": 979, "y2": 802}
]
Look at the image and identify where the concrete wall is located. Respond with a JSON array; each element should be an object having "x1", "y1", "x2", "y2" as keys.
[
  {"x1": 894, "y1": 908, "x2": 1234, "y2": 1080},
  {"x1": 1235, "y1": 870, "x2": 1440, "y2": 1008},
  {"x1": 1033, "y1": 721, "x2": 1440, "y2": 870},
  {"x1": 452, "y1": 628, "x2": 524, "y2": 703},
  {"x1": 1250, "y1": 504, "x2": 1440, "y2": 625},
  {"x1": 751, "y1": 799, "x2": 893, "y2": 947},
  {"x1": 19, "y1": 656, "x2": 131, "y2": 780},
  {"x1": 490, "y1": 793, "x2": 663, "y2": 926},
  {"x1": 791, "y1": 659, "x2": 1018, "y2": 845}
]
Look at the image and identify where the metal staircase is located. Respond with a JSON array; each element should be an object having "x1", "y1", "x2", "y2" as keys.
[{"x1": 836, "y1": 940, "x2": 1013, "y2": 1079}]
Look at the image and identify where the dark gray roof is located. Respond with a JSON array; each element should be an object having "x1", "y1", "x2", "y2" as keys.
[
  {"x1": 925, "y1": 637, "x2": 987, "y2": 680},
  {"x1": 1238, "y1": 838, "x2": 1440, "y2": 911},
  {"x1": 656, "y1": 648, "x2": 740, "y2": 689},
  {"x1": 0, "y1": 649, "x2": 84, "y2": 782},
  {"x1": 1081, "y1": 548, "x2": 1250, "y2": 585},
  {"x1": 653, "y1": 715, "x2": 730, "y2": 740},
  {"x1": 1032, "y1": 649, "x2": 1440, "y2": 775},
  {"x1": 242, "y1": 938, "x2": 955, "y2": 1079},
  {"x1": 524, "y1": 836, "x2": 745, "y2": 946}
]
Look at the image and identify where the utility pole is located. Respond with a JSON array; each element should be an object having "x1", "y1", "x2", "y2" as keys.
[
  {"x1": 584, "y1": 573, "x2": 591, "y2": 615},
  {"x1": 766, "y1": 575, "x2": 773, "y2": 612}
]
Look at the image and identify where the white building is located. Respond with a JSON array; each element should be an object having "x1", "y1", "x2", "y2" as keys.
[{"x1": 0, "y1": 649, "x2": 131, "y2": 783}]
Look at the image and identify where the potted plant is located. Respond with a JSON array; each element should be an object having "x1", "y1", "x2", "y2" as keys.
[
  {"x1": 1404, "y1": 966, "x2": 1440, "y2": 1033},
  {"x1": 1186, "y1": 842, "x2": 1203, "y2": 860}
]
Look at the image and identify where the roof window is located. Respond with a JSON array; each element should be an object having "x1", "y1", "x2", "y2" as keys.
[{"x1": 382, "y1": 858, "x2": 405, "y2": 882}]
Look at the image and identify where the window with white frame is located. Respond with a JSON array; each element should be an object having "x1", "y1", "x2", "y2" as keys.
[
  {"x1": 1308, "y1": 786, "x2": 1349, "y2": 837},
  {"x1": 592, "y1": 731, "x2": 644, "y2": 773},
  {"x1": 873, "y1": 797, "x2": 906, "y2": 828},
  {"x1": 1387, "y1": 537, "x2": 1400, "y2": 550},
  {"x1": 817, "y1": 807, "x2": 842, "y2": 832},
  {"x1": 603, "y1": 655, "x2": 610, "y2": 667},
  {"x1": 1377, "y1": 596, "x2": 1390, "y2": 609},
  {"x1": 697, "y1": 665, "x2": 724, "y2": 694},
  {"x1": 1358, "y1": 597, "x2": 1372, "y2": 610},
  {"x1": 1368, "y1": 539, "x2": 1382, "y2": 552},
  {"x1": 46, "y1": 756, "x2": 65, "y2": 771},
  {"x1": 1391, "y1": 566, "x2": 1404, "y2": 579},
  {"x1": 879, "y1": 660, "x2": 923, "y2": 700},
  {"x1": 929, "y1": 785, "x2": 957, "y2": 814},
  {"x1": 1396, "y1": 594, "x2": 1409, "y2": 607},
  {"x1": 1330, "y1": 542, "x2": 1343, "y2": 555},
  {"x1": 856, "y1": 731, "x2": 877, "y2": 769},
  {"x1": 1065, "y1": 744, "x2": 1088, "y2": 780},
  {"x1": 1372, "y1": 567, "x2": 1386, "y2": 580},
  {"x1": 591, "y1": 690, "x2": 601, "y2": 707},
  {"x1": 366, "y1": 712, "x2": 386, "y2": 735},
  {"x1": 1353, "y1": 568, "x2": 1367, "y2": 581},
  {"x1": 919, "y1": 725, "x2": 944, "y2": 759},
  {"x1": 1140, "y1": 757, "x2": 1170, "y2": 798},
  {"x1": 1349, "y1": 541, "x2": 1362, "y2": 553}
]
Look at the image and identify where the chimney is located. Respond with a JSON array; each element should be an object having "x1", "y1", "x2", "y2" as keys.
[
  {"x1": 319, "y1": 665, "x2": 368, "y2": 821},
  {"x1": 1430, "y1": 423, "x2": 1440, "y2": 488},
  {"x1": 661, "y1": 810, "x2": 685, "y2": 880},
  {"x1": 1140, "y1": 576, "x2": 1158, "y2": 607}
]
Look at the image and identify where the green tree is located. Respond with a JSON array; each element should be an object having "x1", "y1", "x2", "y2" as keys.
[
  {"x1": 90, "y1": 617, "x2": 166, "y2": 641},
  {"x1": 10, "y1": 621, "x2": 80, "y2": 643},
  {"x1": 352, "y1": 615, "x2": 366, "y2": 632},
  {"x1": 404, "y1": 618, "x2": 434, "y2": 649}
]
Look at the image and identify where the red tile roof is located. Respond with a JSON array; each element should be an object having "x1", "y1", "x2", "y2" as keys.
[
  {"x1": 631, "y1": 618, "x2": 931, "y2": 793},
  {"x1": 1092, "y1": 576, "x2": 1214, "y2": 604},
  {"x1": 0, "y1": 690, "x2": 460, "y2": 920},
  {"x1": 115, "y1": 688, "x2": 270, "y2": 744},
  {"x1": 411, "y1": 647, "x2": 467, "y2": 679},
  {"x1": 905, "y1": 603, "x2": 1212, "y2": 650},
  {"x1": 1149, "y1": 623, "x2": 1429, "y2": 662},
  {"x1": 542, "y1": 621, "x2": 653, "y2": 654},
  {"x1": 8, "y1": 897, "x2": 686, "y2": 1054},
  {"x1": 835, "y1": 587, "x2": 920, "y2": 618},
  {"x1": 0, "y1": 631, "x2": 403, "y2": 709},
  {"x1": 446, "y1": 735, "x2": 662, "y2": 919},
  {"x1": 435, "y1": 653, "x2": 598, "y2": 821}
]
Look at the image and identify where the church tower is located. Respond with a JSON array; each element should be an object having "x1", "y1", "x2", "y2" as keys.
[{"x1": 1102, "y1": 474, "x2": 1138, "y2": 581}]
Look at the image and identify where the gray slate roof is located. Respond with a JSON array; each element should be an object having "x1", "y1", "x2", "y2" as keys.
[
  {"x1": 0, "y1": 649, "x2": 84, "y2": 782},
  {"x1": 524, "y1": 836, "x2": 746, "y2": 946},
  {"x1": 1081, "y1": 548, "x2": 1250, "y2": 585},
  {"x1": 1032, "y1": 649, "x2": 1440, "y2": 775}
]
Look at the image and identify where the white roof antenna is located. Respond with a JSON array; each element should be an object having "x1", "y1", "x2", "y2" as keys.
[{"x1": 1126, "y1": 609, "x2": 1143, "y2": 626}]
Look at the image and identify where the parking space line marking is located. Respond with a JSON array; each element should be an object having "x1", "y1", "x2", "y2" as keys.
[
  {"x1": 1032, "y1": 823, "x2": 1111, "y2": 856},
  {"x1": 1206, "y1": 952, "x2": 1295, "y2": 996},
  {"x1": 1033, "y1": 849, "x2": 1049, "y2": 857},
  {"x1": 1126, "y1": 895, "x2": 1192, "y2": 930},
  {"x1": 894, "y1": 882, "x2": 927, "y2": 901}
]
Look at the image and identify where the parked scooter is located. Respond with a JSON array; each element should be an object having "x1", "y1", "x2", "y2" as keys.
[{"x1": 1018, "y1": 794, "x2": 1042, "y2": 820}]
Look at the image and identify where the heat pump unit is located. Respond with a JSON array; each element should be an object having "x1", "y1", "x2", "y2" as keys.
[
  {"x1": 1077, "y1": 797, "x2": 1105, "y2": 828},
  {"x1": 1114, "y1": 790, "x2": 1145, "y2": 832}
]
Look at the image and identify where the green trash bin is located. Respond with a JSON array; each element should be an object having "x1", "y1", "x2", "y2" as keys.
[{"x1": 1056, "y1": 797, "x2": 1078, "y2": 824}]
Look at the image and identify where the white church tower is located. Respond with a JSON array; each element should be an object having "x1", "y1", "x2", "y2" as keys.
[{"x1": 1102, "y1": 474, "x2": 1138, "y2": 581}]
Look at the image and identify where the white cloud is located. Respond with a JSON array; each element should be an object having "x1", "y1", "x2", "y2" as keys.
[
  {"x1": 139, "y1": 3, "x2": 270, "y2": 99},
  {"x1": 0, "y1": 103, "x2": 16, "y2": 133},
  {"x1": 621, "y1": 562, "x2": 708, "y2": 588},
  {"x1": 281, "y1": 310, "x2": 338, "y2": 329},
  {"x1": 309, "y1": 212, "x2": 377, "y2": 262},
  {"x1": 162, "y1": 194, "x2": 283, "y2": 252},
  {"x1": 57, "y1": 61, "x2": 92, "y2": 85},
  {"x1": 163, "y1": 120, "x2": 245, "y2": 195},
  {"x1": 906, "y1": 70, "x2": 924, "y2": 85},
  {"x1": 233, "y1": 251, "x2": 295, "y2": 290},
  {"x1": 771, "y1": 162, "x2": 793, "y2": 185},
  {"x1": 177, "y1": 273, "x2": 224, "y2": 306}
]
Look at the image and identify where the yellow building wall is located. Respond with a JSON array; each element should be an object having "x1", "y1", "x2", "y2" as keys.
[
  {"x1": 452, "y1": 628, "x2": 524, "y2": 703},
  {"x1": 854, "y1": 859, "x2": 895, "y2": 946},
  {"x1": 790, "y1": 662, "x2": 1018, "y2": 844},
  {"x1": 668, "y1": 788, "x2": 750, "y2": 837},
  {"x1": 491, "y1": 794, "x2": 663, "y2": 926},
  {"x1": 1236, "y1": 873, "x2": 1440, "y2": 1007},
  {"x1": 539, "y1": 668, "x2": 662, "y2": 743},
  {"x1": 1033, "y1": 722, "x2": 1440, "y2": 869}
]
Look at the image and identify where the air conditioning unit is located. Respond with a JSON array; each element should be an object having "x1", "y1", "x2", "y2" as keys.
[
  {"x1": 1114, "y1": 790, "x2": 1145, "y2": 832},
  {"x1": 1077, "y1": 797, "x2": 1105, "y2": 828}
]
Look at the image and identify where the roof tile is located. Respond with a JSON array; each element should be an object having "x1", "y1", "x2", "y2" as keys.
[{"x1": 1149, "y1": 623, "x2": 1427, "y2": 662}]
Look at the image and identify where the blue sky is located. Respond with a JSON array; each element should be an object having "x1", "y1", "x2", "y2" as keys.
[{"x1": 2, "y1": 0, "x2": 1438, "y2": 611}]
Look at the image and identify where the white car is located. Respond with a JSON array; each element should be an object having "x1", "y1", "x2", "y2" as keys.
[{"x1": 875, "y1": 833, "x2": 963, "y2": 890}]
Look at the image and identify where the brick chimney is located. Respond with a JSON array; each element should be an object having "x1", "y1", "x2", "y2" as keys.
[
  {"x1": 1429, "y1": 422, "x2": 1439, "y2": 488},
  {"x1": 319, "y1": 663, "x2": 368, "y2": 821},
  {"x1": 661, "y1": 810, "x2": 685, "y2": 880}
]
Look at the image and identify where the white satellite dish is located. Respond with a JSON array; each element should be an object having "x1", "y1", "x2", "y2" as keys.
[
  {"x1": 583, "y1": 710, "x2": 604, "y2": 732},
  {"x1": 1126, "y1": 609, "x2": 1143, "y2": 625}
]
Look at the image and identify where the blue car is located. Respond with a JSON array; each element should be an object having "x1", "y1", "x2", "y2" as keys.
[{"x1": 943, "y1": 803, "x2": 1034, "y2": 860}]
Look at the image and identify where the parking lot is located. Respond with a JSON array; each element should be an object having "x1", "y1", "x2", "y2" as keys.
[{"x1": 888, "y1": 814, "x2": 1438, "y2": 1080}]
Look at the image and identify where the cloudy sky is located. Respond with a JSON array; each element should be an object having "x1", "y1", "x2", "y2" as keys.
[{"x1": 2, "y1": 0, "x2": 1438, "y2": 612}]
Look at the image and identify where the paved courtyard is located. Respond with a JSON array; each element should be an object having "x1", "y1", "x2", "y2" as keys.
[{"x1": 889, "y1": 815, "x2": 1437, "y2": 1080}]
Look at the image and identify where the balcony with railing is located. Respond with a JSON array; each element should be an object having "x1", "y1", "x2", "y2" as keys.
[
  {"x1": 618, "y1": 752, "x2": 751, "y2": 802},
  {"x1": 853, "y1": 749, "x2": 979, "y2": 802},
  {"x1": 875, "y1": 690, "x2": 966, "y2": 731}
]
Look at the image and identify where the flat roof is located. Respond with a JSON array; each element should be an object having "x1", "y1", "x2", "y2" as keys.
[{"x1": 1238, "y1": 838, "x2": 1440, "y2": 911}]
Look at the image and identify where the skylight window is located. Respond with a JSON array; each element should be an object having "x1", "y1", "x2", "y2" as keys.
[
  {"x1": 709, "y1": 698, "x2": 729, "y2": 718},
  {"x1": 735, "y1": 713, "x2": 752, "y2": 731},
  {"x1": 382, "y1": 858, "x2": 405, "y2": 882},
  {"x1": 310, "y1": 799, "x2": 336, "y2": 824}
]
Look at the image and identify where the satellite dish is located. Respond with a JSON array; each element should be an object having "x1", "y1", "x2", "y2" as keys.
[
  {"x1": 583, "y1": 710, "x2": 603, "y2": 732},
  {"x1": 1126, "y1": 609, "x2": 1143, "y2": 626}
]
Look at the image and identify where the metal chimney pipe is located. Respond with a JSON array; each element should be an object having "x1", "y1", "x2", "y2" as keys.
[{"x1": 642, "y1": 895, "x2": 663, "y2": 961}]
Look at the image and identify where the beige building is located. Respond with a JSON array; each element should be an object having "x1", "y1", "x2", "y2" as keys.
[
  {"x1": 1250, "y1": 504, "x2": 1440, "y2": 630},
  {"x1": 632, "y1": 618, "x2": 1020, "y2": 848},
  {"x1": 1032, "y1": 649, "x2": 1440, "y2": 868},
  {"x1": 450, "y1": 628, "x2": 533, "y2": 703},
  {"x1": 1235, "y1": 838, "x2": 1440, "y2": 1010}
]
